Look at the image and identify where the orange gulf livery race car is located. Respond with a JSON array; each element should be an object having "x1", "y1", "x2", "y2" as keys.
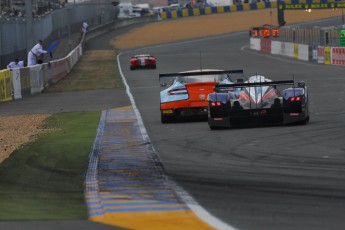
[{"x1": 159, "y1": 69, "x2": 243, "y2": 123}]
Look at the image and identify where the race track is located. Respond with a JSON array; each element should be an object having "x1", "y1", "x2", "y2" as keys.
[
  {"x1": 118, "y1": 22, "x2": 345, "y2": 230},
  {"x1": 1, "y1": 17, "x2": 344, "y2": 230}
]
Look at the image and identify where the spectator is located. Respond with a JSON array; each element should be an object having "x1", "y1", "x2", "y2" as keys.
[
  {"x1": 82, "y1": 21, "x2": 89, "y2": 33},
  {"x1": 27, "y1": 40, "x2": 47, "y2": 66},
  {"x1": 7, "y1": 58, "x2": 24, "y2": 69}
]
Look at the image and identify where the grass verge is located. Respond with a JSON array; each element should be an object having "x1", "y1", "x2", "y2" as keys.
[
  {"x1": 44, "y1": 50, "x2": 123, "y2": 92},
  {"x1": 0, "y1": 111, "x2": 101, "y2": 220},
  {"x1": 0, "y1": 48, "x2": 123, "y2": 220}
]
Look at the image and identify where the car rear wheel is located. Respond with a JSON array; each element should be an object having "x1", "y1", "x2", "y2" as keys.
[
  {"x1": 161, "y1": 114, "x2": 175, "y2": 123},
  {"x1": 130, "y1": 66, "x2": 135, "y2": 70},
  {"x1": 299, "y1": 116, "x2": 309, "y2": 125},
  {"x1": 209, "y1": 125, "x2": 218, "y2": 130}
]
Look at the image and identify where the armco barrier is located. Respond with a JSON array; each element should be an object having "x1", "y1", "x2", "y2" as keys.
[
  {"x1": 0, "y1": 16, "x2": 156, "y2": 104},
  {"x1": 160, "y1": 2, "x2": 277, "y2": 20}
]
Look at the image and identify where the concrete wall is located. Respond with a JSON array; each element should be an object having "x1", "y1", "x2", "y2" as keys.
[{"x1": 249, "y1": 37, "x2": 345, "y2": 67}]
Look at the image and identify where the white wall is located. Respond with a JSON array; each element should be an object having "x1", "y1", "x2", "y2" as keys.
[{"x1": 207, "y1": 0, "x2": 233, "y2": 6}]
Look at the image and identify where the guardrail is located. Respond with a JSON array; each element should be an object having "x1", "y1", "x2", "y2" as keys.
[{"x1": 0, "y1": 16, "x2": 156, "y2": 104}]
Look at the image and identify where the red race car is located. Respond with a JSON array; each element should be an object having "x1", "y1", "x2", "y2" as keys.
[{"x1": 130, "y1": 54, "x2": 157, "y2": 70}]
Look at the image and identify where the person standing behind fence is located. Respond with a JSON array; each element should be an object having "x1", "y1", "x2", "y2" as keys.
[
  {"x1": 27, "y1": 40, "x2": 47, "y2": 67},
  {"x1": 7, "y1": 58, "x2": 24, "y2": 69},
  {"x1": 82, "y1": 22, "x2": 89, "y2": 33}
]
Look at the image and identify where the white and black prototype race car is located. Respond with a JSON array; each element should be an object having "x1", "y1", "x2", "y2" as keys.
[{"x1": 207, "y1": 75, "x2": 309, "y2": 129}]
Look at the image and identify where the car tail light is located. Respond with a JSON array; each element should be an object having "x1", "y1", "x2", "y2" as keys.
[
  {"x1": 237, "y1": 92, "x2": 250, "y2": 101},
  {"x1": 168, "y1": 87, "x2": 188, "y2": 95},
  {"x1": 145, "y1": 58, "x2": 155, "y2": 64},
  {"x1": 284, "y1": 96, "x2": 302, "y2": 113},
  {"x1": 290, "y1": 96, "x2": 301, "y2": 102},
  {"x1": 211, "y1": 101, "x2": 222, "y2": 106}
]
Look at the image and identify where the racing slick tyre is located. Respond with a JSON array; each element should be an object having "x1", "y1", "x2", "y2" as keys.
[
  {"x1": 209, "y1": 126, "x2": 218, "y2": 130},
  {"x1": 161, "y1": 114, "x2": 175, "y2": 123},
  {"x1": 152, "y1": 65, "x2": 156, "y2": 69},
  {"x1": 299, "y1": 116, "x2": 310, "y2": 125},
  {"x1": 130, "y1": 66, "x2": 135, "y2": 71}
]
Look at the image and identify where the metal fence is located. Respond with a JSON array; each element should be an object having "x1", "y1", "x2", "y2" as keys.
[
  {"x1": 0, "y1": 2, "x2": 119, "y2": 69},
  {"x1": 278, "y1": 26, "x2": 342, "y2": 47}
]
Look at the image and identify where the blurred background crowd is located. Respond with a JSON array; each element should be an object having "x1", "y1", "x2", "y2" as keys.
[{"x1": 0, "y1": 0, "x2": 70, "y2": 17}]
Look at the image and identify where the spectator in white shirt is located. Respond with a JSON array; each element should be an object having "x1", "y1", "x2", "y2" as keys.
[
  {"x1": 82, "y1": 22, "x2": 89, "y2": 33},
  {"x1": 27, "y1": 40, "x2": 47, "y2": 66},
  {"x1": 7, "y1": 58, "x2": 24, "y2": 69}
]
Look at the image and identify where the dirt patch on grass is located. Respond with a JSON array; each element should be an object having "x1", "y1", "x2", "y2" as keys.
[
  {"x1": 113, "y1": 9, "x2": 343, "y2": 49},
  {"x1": 0, "y1": 115, "x2": 50, "y2": 164}
]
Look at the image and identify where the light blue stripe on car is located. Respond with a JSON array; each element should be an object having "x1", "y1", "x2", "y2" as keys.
[{"x1": 160, "y1": 82, "x2": 188, "y2": 103}]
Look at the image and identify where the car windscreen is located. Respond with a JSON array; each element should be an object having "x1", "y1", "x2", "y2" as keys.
[
  {"x1": 283, "y1": 88, "x2": 304, "y2": 99},
  {"x1": 177, "y1": 74, "x2": 229, "y2": 83},
  {"x1": 136, "y1": 55, "x2": 150, "y2": 59}
]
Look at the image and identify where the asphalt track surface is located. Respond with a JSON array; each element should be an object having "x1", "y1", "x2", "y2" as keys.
[
  {"x1": 1, "y1": 18, "x2": 345, "y2": 230},
  {"x1": 0, "y1": 25, "x2": 138, "y2": 230},
  {"x1": 118, "y1": 18, "x2": 345, "y2": 230}
]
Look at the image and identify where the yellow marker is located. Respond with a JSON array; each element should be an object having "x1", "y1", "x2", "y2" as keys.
[{"x1": 91, "y1": 210, "x2": 215, "y2": 230}]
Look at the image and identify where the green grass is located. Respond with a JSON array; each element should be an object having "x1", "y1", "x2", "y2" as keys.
[
  {"x1": 0, "y1": 112, "x2": 101, "y2": 220},
  {"x1": 44, "y1": 50, "x2": 124, "y2": 93},
  {"x1": 0, "y1": 49, "x2": 123, "y2": 220}
]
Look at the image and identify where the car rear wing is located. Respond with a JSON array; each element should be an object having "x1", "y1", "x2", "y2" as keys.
[
  {"x1": 214, "y1": 80, "x2": 294, "y2": 89},
  {"x1": 159, "y1": 69, "x2": 244, "y2": 79}
]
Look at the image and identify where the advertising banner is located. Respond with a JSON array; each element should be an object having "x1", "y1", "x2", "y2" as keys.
[
  {"x1": 0, "y1": 69, "x2": 13, "y2": 102},
  {"x1": 317, "y1": 46, "x2": 324, "y2": 64},
  {"x1": 324, "y1": 46, "x2": 331, "y2": 65},
  {"x1": 331, "y1": 47, "x2": 345, "y2": 65},
  {"x1": 12, "y1": 69, "x2": 22, "y2": 100}
]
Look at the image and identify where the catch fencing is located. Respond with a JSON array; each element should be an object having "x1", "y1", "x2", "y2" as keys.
[
  {"x1": 0, "y1": 16, "x2": 156, "y2": 103},
  {"x1": 250, "y1": 25, "x2": 345, "y2": 66},
  {"x1": 0, "y1": 2, "x2": 119, "y2": 69},
  {"x1": 278, "y1": 26, "x2": 341, "y2": 47}
]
